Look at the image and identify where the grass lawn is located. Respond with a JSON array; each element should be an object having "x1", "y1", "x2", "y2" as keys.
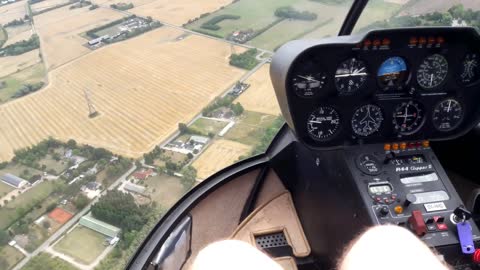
[
  {"x1": 0, "y1": 245, "x2": 24, "y2": 270},
  {"x1": 24, "y1": 224, "x2": 49, "y2": 252},
  {"x1": 38, "y1": 154, "x2": 68, "y2": 175},
  {"x1": 22, "y1": 253, "x2": 77, "y2": 270},
  {"x1": 146, "y1": 174, "x2": 186, "y2": 208},
  {"x1": 0, "y1": 63, "x2": 46, "y2": 104},
  {"x1": 189, "y1": 118, "x2": 228, "y2": 136},
  {"x1": 160, "y1": 150, "x2": 188, "y2": 166},
  {"x1": 0, "y1": 181, "x2": 58, "y2": 229},
  {"x1": 54, "y1": 226, "x2": 107, "y2": 265},
  {"x1": 0, "y1": 163, "x2": 42, "y2": 179},
  {"x1": 0, "y1": 182, "x2": 14, "y2": 196},
  {"x1": 224, "y1": 111, "x2": 278, "y2": 145}
]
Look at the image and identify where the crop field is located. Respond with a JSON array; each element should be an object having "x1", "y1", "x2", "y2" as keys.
[
  {"x1": 0, "y1": 28, "x2": 246, "y2": 161},
  {"x1": 30, "y1": 0, "x2": 71, "y2": 13},
  {"x1": 147, "y1": 174, "x2": 186, "y2": 208},
  {"x1": 54, "y1": 226, "x2": 107, "y2": 265},
  {"x1": 224, "y1": 111, "x2": 278, "y2": 145},
  {"x1": 131, "y1": 0, "x2": 232, "y2": 26},
  {"x1": 192, "y1": 139, "x2": 251, "y2": 179},
  {"x1": 0, "y1": 245, "x2": 24, "y2": 270},
  {"x1": 0, "y1": 63, "x2": 46, "y2": 104},
  {"x1": 0, "y1": 0, "x2": 26, "y2": 26},
  {"x1": 236, "y1": 64, "x2": 280, "y2": 116},
  {"x1": 34, "y1": 5, "x2": 125, "y2": 69},
  {"x1": 4, "y1": 24, "x2": 33, "y2": 47},
  {"x1": 0, "y1": 49, "x2": 41, "y2": 78}
]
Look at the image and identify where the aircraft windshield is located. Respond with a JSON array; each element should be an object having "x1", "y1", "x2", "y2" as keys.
[
  {"x1": 0, "y1": 0, "x2": 479, "y2": 269},
  {"x1": 355, "y1": 1, "x2": 480, "y2": 34}
]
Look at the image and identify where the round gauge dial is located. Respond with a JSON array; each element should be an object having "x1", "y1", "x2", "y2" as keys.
[
  {"x1": 460, "y1": 53, "x2": 480, "y2": 85},
  {"x1": 335, "y1": 58, "x2": 368, "y2": 95},
  {"x1": 307, "y1": 106, "x2": 341, "y2": 141},
  {"x1": 432, "y1": 99, "x2": 464, "y2": 132},
  {"x1": 351, "y1": 104, "x2": 384, "y2": 137},
  {"x1": 417, "y1": 54, "x2": 448, "y2": 89},
  {"x1": 292, "y1": 73, "x2": 327, "y2": 98},
  {"x1": 393, "y1": 101, "x2": 425, "y2": 135},
  {"x1": 377, "y1": 57, "x2": 408, "y2": 91}
]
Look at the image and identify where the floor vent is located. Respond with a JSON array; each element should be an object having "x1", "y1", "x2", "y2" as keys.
[{"x1": 255, "y1": 232, "x2": 289, "y2": 249}]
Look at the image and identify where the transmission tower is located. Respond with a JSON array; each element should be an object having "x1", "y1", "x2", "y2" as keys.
[{"x1": 83, "y1": 89, "x2": 98, "y2": 118}]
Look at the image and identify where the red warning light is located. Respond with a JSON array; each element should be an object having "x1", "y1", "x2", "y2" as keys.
[
  {"x1": 428, "y1": 36, "x2": 436, "y2": 44},
  {"x1": 419, "y1": 37, "x2": 427, "y2": 45},
  {"x1": 437, "y1": 36, "x2": 445, "y2": 44},
  {"x1": 382, "y1": 38, "x2": 391, "y2": 46},
  {"x1": 409, "y1": 37, "x2": 418, "y2": 45},
  {"x1": 364, "y1": 39, "x2": 372, "y2": 47},
  {"x1": 373, "y1": 39, "x2": 381, "y2": 46}
]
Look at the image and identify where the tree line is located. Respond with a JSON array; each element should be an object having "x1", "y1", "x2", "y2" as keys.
[{"x1": 0, "y1": 34, "x2": 39, "y2": 57}]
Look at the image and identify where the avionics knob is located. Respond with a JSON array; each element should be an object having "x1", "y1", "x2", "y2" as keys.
[
  {"x1": 379, "y1": 206, "x2": 389, "y2": 217},
  {"x1": 404, "y1": 193, "x2": 417, "y2": 207}
]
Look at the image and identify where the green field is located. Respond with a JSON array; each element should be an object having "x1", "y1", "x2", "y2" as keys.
[
  {"x1": 0, "y1": 163, "x2": 42, "y2": 178},
  {"x1": 187, "y1": 0, "x2": 355, "y2": 50},
  {"x1": 22, "y1": 253, "x2": 77, "y2": 270},
  {"x1": 224, "y1": 111, "x2": 278, "y2": 145},
  {"x1": 189, "y1": 118, "x2": 228, "y2": 136},
  {"x1": 0, "y1": 63, "x2": 46, "y2": 104},
  {"x1": 54, "y1": 226, "x2": 107, "y2": 265},
  {"x1": 153, "y1": 150, "x2": 188, "y2": 168},
  {"x1": 146, "y1": 174, "x2": 186, "y2": 208},
  {"x1": 0, "y1": 181, "x2": 58, "y2": 229},
  {"x1": 0, "y1": 245, "x2": 24, "y2": 270},
  {"x1": 0, "y1": 182, "x2": 14, "y2": 196}
]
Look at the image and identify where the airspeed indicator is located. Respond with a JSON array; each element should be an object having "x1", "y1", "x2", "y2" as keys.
[{"x1": 307, "y1": 106, "x2": 341, "y2": 141}]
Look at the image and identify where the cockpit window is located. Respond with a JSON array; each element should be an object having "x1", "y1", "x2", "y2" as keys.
[{"x1": 354, "y1": 1, "x2": 480, "y2": 34}]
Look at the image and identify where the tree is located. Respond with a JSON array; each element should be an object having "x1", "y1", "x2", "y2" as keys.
[
  {"x1": 46, "y1": 203, "x2": 57, "y2": 212},
  {"x1": 178, "y1": 123, "x2": 188, "y2": 134},
  {"x1": 42, "y1": 220, "x2": 51, "y2": 229},
  {"x1": 231, "y1": 102, "x2": 244, "y2": 116},
  {"x1": 67, "y1": 139, "x2": 77, "y2": 148},
  {"x1": 187, "y1": 153, "x2": 194, "y2": 159},
  {"x1": 0, "y1": 230, "x2": 10, "y2": 246},
  {"x1": 180, "y1": 166, "x2": 197, "y2": 189},
  {"x1": 74, "y1": 194, "x2": 89, "y2": 209},
  {"x1": 135, "y1": 160, "x2": 142, "y2": 168}
]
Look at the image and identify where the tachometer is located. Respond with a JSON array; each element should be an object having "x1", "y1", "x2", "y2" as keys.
[
  {"x1": 460, "y1": 53, "x2": 480, "y2": 85},
  {"x1": 351, "y1": 104, "x2": 384, "y2": 137},
  {"x1": 377, "y1": 57, "x2": 408, "y2": 91},
  {"x1": 416, "y1": 54, "x2": 448, "y2": 89},
  {"x1": 292, "y1": 73, "x2": 327, "y2": 98},
  {"x1": 432, "y1": 99, "x2": 464, "y2": 132},
  {"x1": 307, "y1": 106, "x2": 341, "y2": 141},
  {"x1": 335, "y1": 58, "x2": 368, "y2": 95},
  {"x1": 393, "y1": 101, "x2": 425, "y2": 135}
]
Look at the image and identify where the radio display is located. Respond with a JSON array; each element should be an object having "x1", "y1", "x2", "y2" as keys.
[{"x1": 369, "y1": 184, "x2": 392, "y2": 194}]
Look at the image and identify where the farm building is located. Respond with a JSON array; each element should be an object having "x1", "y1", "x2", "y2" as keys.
[
  {"x1": 132, "y1": 169, "x2": 154, "y2": 181},
  {"x1": 189, "y1": 135, "x2": 209, "y2": 145},
  {"x1": 124, "y1": 182, "x2": 146, "y2": 195},
  {"x1": 85, "y1": 181, "x2": 101, "y2": 191},
  {"x1": 79, "y1": 213, "x2": 121, "y2": 238},
  {"x1": 1, "y1": 173, "x2": 28, "y2": 188}
]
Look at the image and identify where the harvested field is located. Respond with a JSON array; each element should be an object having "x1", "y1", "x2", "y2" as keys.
[
  {"x1": 4, "y1": 24, "x2": 33, "y2": 47},
  {"x1": 192, "y1": 139, "x2": 251, "y2": 180},
  {"x1": 34, "y1": 5, "x2": 125, "y2": 69},
  {"x1": 48, "y1": 208, "x2": 74, "y2": 224},
  {"x1": 0, "y1": 0, "x2": 26, "y2": 26},
  {"x1": 0, "y1": 49, "x2": 41, "y2": 78},
  {"x1": 30, "y1": 0, "x2": 71, "y2": 13},
  {"x1": 131, "y1": 0, "x2": 232, "y2": 26},
  {"x1": 236, "y1": 64, "x2": 280, "y2": 116},
  {"x1": 0, "y1": 28, "x2": 245, "y2": 161}
]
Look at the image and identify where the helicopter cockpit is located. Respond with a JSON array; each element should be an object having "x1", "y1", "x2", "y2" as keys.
[{"x1": 127, "y1": 3, "x2": 480, "y2": 270}]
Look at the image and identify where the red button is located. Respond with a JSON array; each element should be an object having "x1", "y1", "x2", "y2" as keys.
[{"x1": 436, "y1": 223, "x2": 448, "y2": 231}]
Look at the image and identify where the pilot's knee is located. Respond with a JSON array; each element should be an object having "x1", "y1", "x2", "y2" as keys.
[{"x1": 192, "y1": 240, "x2": 282, "y2": 270}]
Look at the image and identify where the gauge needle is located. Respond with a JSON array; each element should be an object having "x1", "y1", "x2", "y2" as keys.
[
  {"x1": 430, "y1": 74, "x2": 433, "y2": 86},
  {"x1": 335, "y1": 73, "x2": 368, "y2": 78},
  {"x1": 447, "y1": 100, "x2": 451, "y2": 112},
  {"x1": 297, "y1": 75, "x2": 319, "y2": 82}
]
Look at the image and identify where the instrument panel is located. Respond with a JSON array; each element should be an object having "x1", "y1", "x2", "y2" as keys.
[{"x1": 270, "y1": 27, "x2": 480, "y2": 148}]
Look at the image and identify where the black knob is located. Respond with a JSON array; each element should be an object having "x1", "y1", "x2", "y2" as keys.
[
  {"x1": 404, "y1": 193, "x2": 417, "y2": 207},
  {"x1": 379, "y1": 206, "x2": 389, "y2": 217}
]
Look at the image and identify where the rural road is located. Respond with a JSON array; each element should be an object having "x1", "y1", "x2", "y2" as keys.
[{"x1": 12, "y1": 164, "x2": 137, "y2": 270}]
